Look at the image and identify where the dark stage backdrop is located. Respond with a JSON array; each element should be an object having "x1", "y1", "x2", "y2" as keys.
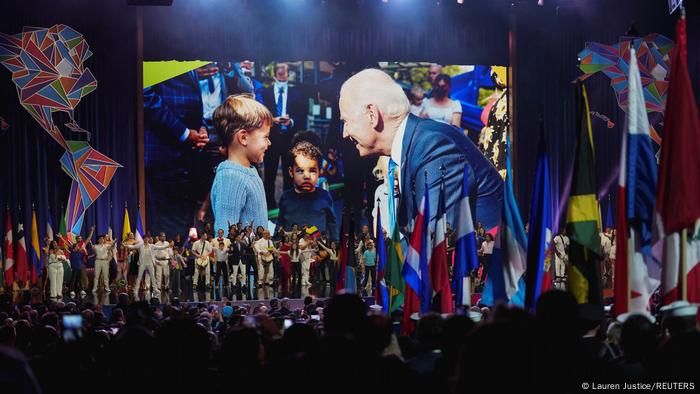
[
  {"x1": 0, "y1": 1, "x2": 139, "y2": 256},
  {"x1": 141, "y1": 0, "x2": 510, "y2": 65},
  {"x1": 1, "y1": 0, "x2": 698, "y2": 268}
]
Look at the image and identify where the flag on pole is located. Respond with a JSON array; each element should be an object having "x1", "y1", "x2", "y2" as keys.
[
  {"x1": 4, "y1": 211, "x2": 14, "y2": 287},
  {"x1": 107, "y1": 201, "x2": 114, "y2": 240},
  {"x1": 345, "y1": 216, "x2": 357, "y2": 294},
  {"x1": 613, "y1": 47, "x2": 662, "y2": 316},
  {"x1": 402, "y1": 182, "x2": 432, "y2": 316},
  {"x1": 386, "y1": 222, "x2": 405, "y2": 313},
  {"x1": 605, "y1": 199, "x2": 614, "y2": 230},
  {"x1": 59, "y1": 206, "x2": 67, "y2": 236},
  {"x1": 402, "y1": 184, "x2": 431, "y2": 335},
  {"x1": 122, "y1": 204, "x2": 131, "y2": 242},
  {"x1": 336, "y1": 212, "x2": 348, "y2": 292},
  {"x1": 656, "y1": 16, "x2": 700, "y2": 303},
  {"x1": 376, "y1": 207, "x2": 389, "y2": 313},
  {"x1": 46, "y1": 208, "x2": 54, "y2": 242},
  {"x1": 430, "y1": 175, "x2": 452, "y2": 313},
  {"x1": 566, "y1": 82, "x2": 602, "y2": 305},
  {"x1": 30, "y1": 207, "x2": 42, "y2": 285},
  {"x1": 482, "y1": 137, "x2": 527, "y2": 307},
  {"x1": 453, "y1": 165, "x2": 479, "y2": 307},
  {"x1": 525, "y1": 135, "x2": 553, "y2": 312},
  {"x1": 135, "y1": 206, "x2": 144, "y2": 244},
  {"x1": 15, "y1": 221, "x2": 28, "y2": 283},
  {"x1": 59, "y1": 204, "x2": 72, "y2": 243}
]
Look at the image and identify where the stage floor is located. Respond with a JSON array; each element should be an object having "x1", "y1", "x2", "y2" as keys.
[{"x1": 5, "y1": 277, "x2": 375, "y2": 307}]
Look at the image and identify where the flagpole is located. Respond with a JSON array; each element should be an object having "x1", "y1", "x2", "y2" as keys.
[
  {"x1": 375, "y1": 197, "x2": 381, "y2": 307},
  {"x1": 679, "y1": 4, "x2": 688, "y2": 303},
  {"x1": 680, "y1": 228, "x2": 687, "y2": 301}
]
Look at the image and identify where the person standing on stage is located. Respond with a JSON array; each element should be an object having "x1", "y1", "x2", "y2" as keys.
[
  {"x1": 254, "y1": 230, "x2": 277, "y2": 287},
  {"x1": 229, "y1": 231, "x2": 246, "y2": 288},
  {"x1": 170, "y1": 247, "x2": 186, "y2": 296},
  {"x1": 192, "y1": 232, "x2": 214, "y2": 290},
  {"x1": 553, "y1": 230, "x2": 570, "y2": 289},
  {"x1": 47, "y1": 241, "x2": 67, "y2": 299},
  {"x1": 154, "y1": 232, "x2": 172, "y2": 293},
  {"x1": 214, "y1": 240, "x2": 230, "y2": 288},
  {"x1": 126, "y1": 236, "x2": 169, "y2": 298},
  {"x1": 91, "y1": 235, "x2": 115, "y2": 294},
  {"x1": 299, "y1": 232, "x2": 317, "y2": 287}
]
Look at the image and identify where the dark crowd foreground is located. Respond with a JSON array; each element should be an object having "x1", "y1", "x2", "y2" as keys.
[{"x1": 0, "y1": 290, "x2": 698, "y2": 394}]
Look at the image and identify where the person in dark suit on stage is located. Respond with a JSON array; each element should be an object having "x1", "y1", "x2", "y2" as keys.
[
  {"x1": 258, "y1": 63, "x2": 305, "y2": 208},
  {"x1": 338, "y1": 69, "x2": 503, "y2": 231}
]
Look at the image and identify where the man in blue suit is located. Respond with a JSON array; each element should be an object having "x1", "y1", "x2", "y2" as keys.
[
  {"x1": 339, "y1": 69, "x2": 503, "y2": 232},
  {"x1": 259, "y1": 63, "x2": 305, "y2": 209}
]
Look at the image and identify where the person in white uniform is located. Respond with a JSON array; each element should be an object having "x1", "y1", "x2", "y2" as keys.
[
  {"x1": 126, "y1": 236, "x2": 169, "y2": 298},
  {"x1": 47, "y1": 241, "x2": 67, "y2": 299},
  {"x1": 91, "y1": 235, "x2": 115, "y2": 294},
  {"x1": 299, "y1": 232, "x2": 317, "y2": 286}
]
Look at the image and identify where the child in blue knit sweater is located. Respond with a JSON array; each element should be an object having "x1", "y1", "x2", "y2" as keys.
[{"x1": 211, "y1": 95, "x2": 272, "y2": 235}]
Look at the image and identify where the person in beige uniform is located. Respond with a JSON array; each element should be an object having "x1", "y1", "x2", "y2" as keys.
[
  {"x1": 192, "y1": 232, "x2": 214, "y2": 289},
  {"x1": 154, "y1": 232, "x2": 173, "y2": 292},
  {"x1": 91, "y1": 235, "x2": 115, "y2": 294},
  {"x1": 254, "y1": 230, "x2": 277, "y2": 286}
]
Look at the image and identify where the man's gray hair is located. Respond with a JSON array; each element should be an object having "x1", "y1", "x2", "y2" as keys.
[{"x1": 340, "y1": 69, "x2": 409, "y2": 121}]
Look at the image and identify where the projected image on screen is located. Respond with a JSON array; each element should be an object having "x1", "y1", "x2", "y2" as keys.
[{"x1": 142, "y1": 61, "x2": 508, "y2": 238}]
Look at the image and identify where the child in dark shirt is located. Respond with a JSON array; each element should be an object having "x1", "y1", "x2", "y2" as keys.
[{"x1": 277, "y1": 141, "x2": 338, "y2": 241}]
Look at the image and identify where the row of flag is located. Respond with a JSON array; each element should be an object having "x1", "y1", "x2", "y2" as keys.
[
  {"x1": 3, "y1": 207, "x2": 47, "y2": 287},
  {"x1": 3, "y1": 204, "x2": 145, "y2": 288},
  {"x1": 617, "y1": 16, "x2": 700, "y2": 311},
  {"x1": 480, "y1": 16, "x2": 700, "y2": 315},
  {"x1": 334, "y1": 162, "x2": 482, "y2": 327}
]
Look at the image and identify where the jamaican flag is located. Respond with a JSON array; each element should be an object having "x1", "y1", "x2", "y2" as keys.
[{"x1": 566, "y1": 83, "x2": 602, "y2": 305}]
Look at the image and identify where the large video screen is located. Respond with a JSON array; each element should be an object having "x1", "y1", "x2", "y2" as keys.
[{"x1": 142, "y1": 61, "x2": 509, "y2": 238}]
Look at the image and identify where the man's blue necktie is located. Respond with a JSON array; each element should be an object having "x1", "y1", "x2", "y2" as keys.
[
  {"x1": 207, "y1": 76, "x2": 215, "y2": 93},
  {"x1": 276, "y1": 86, "x2": 287, "y2": 130},
  {"x1": 387, "y1": 158, "x2": 397, "y2": 233}
]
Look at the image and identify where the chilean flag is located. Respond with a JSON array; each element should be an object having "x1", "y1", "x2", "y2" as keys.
[
  {"x1": 430, "y1": 179, "x2": 452, "y2": 313},
  {"x1": 4, "y1": 212, "x2": 14, "y2": 287},
  {"x1": 613, "y1": 47, "x2": 661, "y2": 315},
  {"x1": 656, "y1": 17, "x2": 700, "y2": 304},
  {"x1": 15, "y1": 222, "x2": 28, "y2": 283},
  {"x1": 453, "y1": 165, "x2": 479, "y2": 307},
  {"x1": 402, "y1": 185, "x2": 431, "y2": 334}
]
